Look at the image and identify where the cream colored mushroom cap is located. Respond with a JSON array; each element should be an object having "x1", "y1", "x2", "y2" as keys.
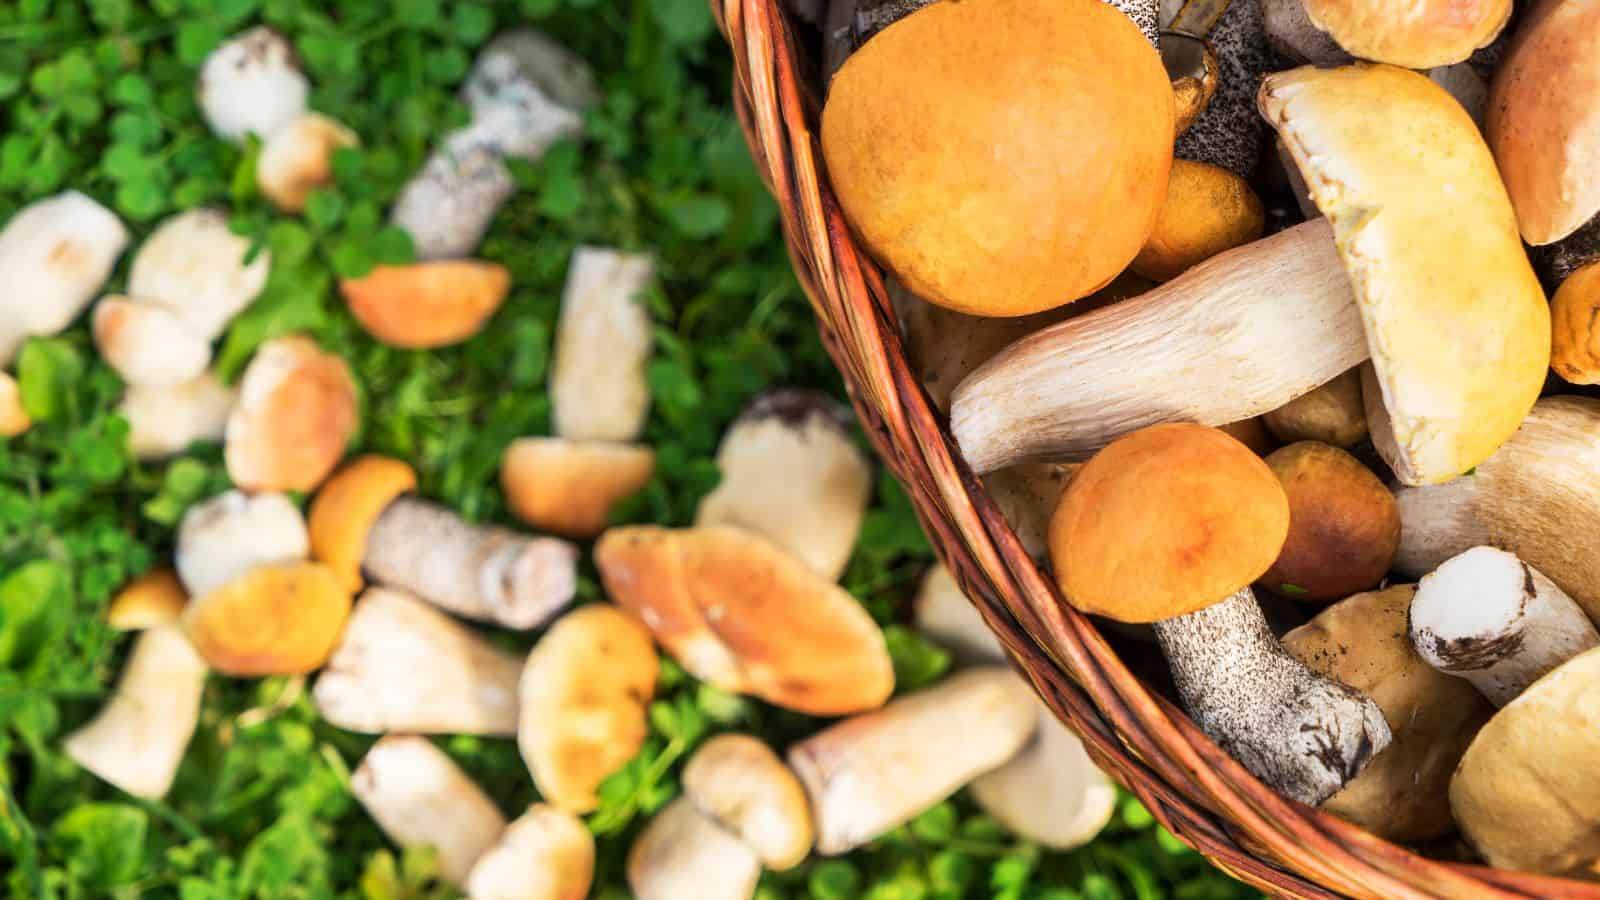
[
  {"x1": 1303, "y1": 0, "x2": 1511, "y2": 69},
  {"x1": 1261, "y1": 64, "x2": 1549, "y2": 485}
]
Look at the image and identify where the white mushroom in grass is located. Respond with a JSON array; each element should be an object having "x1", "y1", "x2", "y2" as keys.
[
  {"x1": 627, "y1": 797, "x2": 761, "y2": 900},
  {"x1": 92, "y1": 297, "x2": 212, "y2": 387},
  {"x1": 352, "y1": 735, "x2": 507, "y2": 887},
  {"x1": 550, "y1": 247, "x2": 655, "y2": 443},
  {"x1": 465, "y1": 804, "x2": 595, "y2": 900},
  {"x1": 256, "y1": 112, "x2": 359, "y2": 213},
  {"x1": 106, "y1": 569, "x2": 188, "y2": 631},
  {"x1": 681, "y1": 734, "x2": 814, "y2": 870},
  {"x1": 197, "y1": 27, "x2": 309, "y2": 143},
  {"x1": 118, "y1": 371, "x2": 237, "y2": 461},
  {"x1": 0, "y1": 191, "x2": 129, "y2": 366},
  {"x1": 389, "y1": 138, "x2": 515, "y2": 263},
  {"x1": 176, "y1": 489, "x2": 309, "y2": 599},
  {"x1": 128, "y1": 209, "x2": 271, "y2": 342}
]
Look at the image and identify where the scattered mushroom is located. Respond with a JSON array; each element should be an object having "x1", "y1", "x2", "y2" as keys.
[
  {"x1": 92, "y1": 297, "x2": 212, "y2": 387},
  {"x1": 62, "y1": 624, "x2": 207, "y2": 799},
  {"x1": 256, "y1": 112, "x2": 359, "y2": 213},
  {"x1": 969, "y1": 701, "x2": 1119, "y2": 852},
  {"x1": 306, "y1": 455, "x2": 416, "y2": 592},
  {"x1": 550, "y1": 247, "x2": 655, "y2": 442},
  {"x1": 789, "y1": 667, "x2": 1038, "y2": 855},
  {"x1": 1409, "y1": 547, "x2": 1600, "y2": 707},
  {"x1": 1052, "y1": 423, "x2": 1390, "y2": 804},
  {"x1": 460, "y1": 29, "x2": 599, "y2": 163},
  {"x1": 128, "y1": 208, "x2": 271, "y2": 342},
  {"x1": 338, "y1": 260, "x2": 511, "y2": 349},
  {"x1": 627, "y1": 797, "x2": 761, "y2": 900},
  {"x1": 465, "y1": 804, "x2": 595, "y2": 900},
  {"x1": 1394, "y1": 396, "x2": 1600, "y2": 623},
  {"x1": 313, "y1": 587, "x2": 525, "y2": 735},
  {"x1": 1282, "y1": 585, "x2": 1493, "y2": 842},
  {"x1": 352, "y1": 735, "x2": 508, "y2": 886},
  {"x1": 953, "y1": 65, "x2": 1550, "y2": 485},
  {"x1": 118, "y1": 371, "x2": 237, "y2": 460},
  {"x1": 176, "y1": 489, "x2": 309, "y2": 599},
  {"x1": 517, "y1": 605, "x2": 657, "y2": 813},
  {"x1": 500, "y1": 437, "x2": 656, "y2": 539},
  {"x1": 596, "y1": 525, "x2": 893, "y2": 715},
  {"x1": 694, "y1": 389, "x2": 871, "y2": 580},
  {"x1": 107, "y1": 568, "x2": 188, "y2": 630},
  {"x1": 198, "y1": 27, "x2": 310, "y2": 142},
  {"x1": 0, "y1": 372, "x2": 30, "y2": 438},
  {"x1": 0, "y1": 191, "x2": 129, "y2": 366},
  {"x1": 1450, "y1": 645, "x2": 1600, "y2": 875},
  {"x1": 389, "y1": 136, "x2": 515, "y2": 263},
  {"x1": 1259, "y1": 442, "x2": 1399, "y2": 602},
  {"x1": 1292, "y1": 0, "x2": 1510, "y2": 69},
  {"x1": 1261, "y1": 367, "x2": 1366, "y2": 448},
  {"x1": 1131, "y1": 158, "x2": 1265, "y2": 282},
  {"x1": 225, "y1": 335, "x2": 359, "y2": 493},
  {"x1": 980, "y1": 463, "x2": 1078, "y2": 561},
  {"x1": 682, "y1": 734, "x2": 814, "y2": 870},
  {"x1": 183, "y1": 561, "x2": 351, "y2": 676}
]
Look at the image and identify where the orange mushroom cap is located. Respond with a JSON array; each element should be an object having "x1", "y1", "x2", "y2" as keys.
[
  {"x1": 308, "y1": 455, "x2": 418, "y2": 593},
  {"x1": 184, "y1": 561, "x2": 352, "y2": 676},
  {"x1": 340, "y1": 261, "x2": 511, "y2": 349}
]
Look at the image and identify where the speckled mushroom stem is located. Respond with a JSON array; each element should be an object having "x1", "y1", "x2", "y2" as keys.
[
  {"x1": 1152, "y1": 588, "x2": 1392, "y2": 805},
  {"x1": 1172, "y1": 0, "x2": 1271, "y2": 178},
  {"x1": 363, "y1": 496, "x2": 578, "y2": 630},
  {"x1": 1541, "y1": 214, "x2": 1600, "y2": 287}
]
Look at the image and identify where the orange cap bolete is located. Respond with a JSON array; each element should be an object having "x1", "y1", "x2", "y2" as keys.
[
  {"x1": 1132, "y1": 159, "x2": 1266, "y2": 283},
  {"x1": 107, "y1": 568, "x2": 189, "y2": 630},
  {"x1": 308, "y1": 455, "x2": 418, "y2": 593},
  {"x1": 183, "y1": 561, "x2": 352, "y2": 676},
  {"x1": 500, "y1": 437, "x2": 656, "y2": 539},
  {"x1": 340, "y1": 260, "x2": 511, "y2": 349}
]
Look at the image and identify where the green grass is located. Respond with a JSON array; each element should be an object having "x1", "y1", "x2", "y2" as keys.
[{"x1": 0, "y1": 1, "x2": 1258, "y2": 897}]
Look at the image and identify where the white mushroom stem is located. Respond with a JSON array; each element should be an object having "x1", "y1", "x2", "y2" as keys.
[
  {"x1": 63, "y1": 624, "x2": 207, "y2": 800},
  {"x1": 198, "y1": 27, "x2": 309, "y2": 142},
  {"x1": 682, "y1": 734, "x2": 814, "y2": 870},
  {"x1": 313, "y1": 588, "x2": 525, "y2": 735},
  {"x1": 550, "y1": 247, "x2": 655, "y2": 443},
  {"x1": 627, "y1": 797, "x2": 762, "y2": 900},
  {"x1": 176, "y1": 490, "x2": 309, "y2": 598},
  {"x1": 465, "y1": 804, "x2": 595, "y2": 900},
  {"x1": 951, "y1": 219, "x2": 1363, "y2": 473},
  {"x1": 128, "y1": 208, "x2": 272, "y2": 340},
  {"x1": 352, "y1": 736, "x2": 508, "y2": 886},
  {"x1": 1409, "y1": 547, "x2": 1600, "y2": 707},
  {"x1": 0, "y1": 191, "x2": 129, "y2": 366},
  {"x1": 695, "y1": 389, "x2": 871, "y2": 581},
  {"x1": 118, "y1": 371, "x2": 237, "y2": 460},
  {"x1": 788, "y1": 668, "x2": 1038, "y2": 855},
  {"x1": 363, "y1": 497, "x2": 578, "y2": 630},
  {"x1": 462, "y1": 30, "x2": 597, "y2": 162},
  {"x1": 970, "y1": 706, "x2": 1119, "y2": 851},
  {"x1": 1394, "y1": 396, "x2": 1600, "y2": 624},
  {"x1": 1153, "y1": 588, "x2": 1392, "y2": 805},
  {"x1": 389, "y1": 134, "x2": 515, "y2": 262}
]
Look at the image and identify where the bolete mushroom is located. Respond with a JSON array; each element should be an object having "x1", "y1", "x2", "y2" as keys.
[
  {"x1": 107, "y1": 568, "x2": 188, "y2": 630},
  {"x1": 1131, "y1": 159, "x2": 1266, "y2": 283},
  {"x1": 550, "y1": 247, "x2": 655, "y2": 442},
  {"x1": 176, "y1": 489, "x2": 309, "y2": 599},
  {"x1": 313, "y1": 587, "x2": 525, "y2": 735},
  {"x1": 62, "y1": 624, "x2": 207, "y2": 799},
  {"x1": 682, "y1": 734, "x2": 813, "y2": 870},
  {"x1": 499, "y1": 437, "x2": 656, "y2": 539},
  {"x1": 0, "y1": 372, "x2": 30, "y2": 438},
  {"x1": 118, "y1": 371, "x2": 237, "y2": 460},
  {"x1": 969, "y1": 701, "x2": 1119, "y2": 852},
  {"x1": 822, "y1": 0, "x2": 1173, "y2": 316},
  {"x1": 128, "y1": 209, "x2": 271, "y2": 341},
  {"x1": 694, "y1": 390, "x2": 871, "y2": 580},
  {"x1": 389, "y1": 136, "x2": 514, "y2": 263},
  {"x1": 465, "y1": 804, "x2": 595, "y2": 900},
  {"x1": 92, "y1": 296, "x2": 212, "y2": 387},
  {"x1": 1393, "y1": 396, "x2": 1600, "y2": 623},
  {"x1": 1273, "y1": 0, "x2": 1510, "y2": 69},
  {"x1": 626, "y1": 797, "x2": 761, "y2": 900},
  {"x1": 953, "y1": 64, "x2": 1549, "y2": 486},
  {"x1": 1450, "y1": 645, "x2": 1600, "y2": 875},
  {"x1": 595, "y1": 525, "x2": 893, "y2": 715},
  {"x1": 1261, "y1": 367, "x2": 1366, "y2": 448},
  {"x1": 1167, "y1": 0, "x2": 1273, "y2": 181},
  {"x1": 1259, "y1": 442, "x2": 1399, "y2": 602},
  {"x1": 338, "y1": 261, "x2": 511, "y2": 349},
  {"x1": 788, "y1": 667, "x2": 1038, "y2": 854},
  {"x1": 352, "y1": 735, "x2": 508, "y2": 886},
  {"x1": 1409, "y1": 547, "x2": 1600, "y2": 707},
  {"x1": 1282, "y1": 585, "x2": 1494, "y2": 842},
  {"x1": 0, "y1": 191, "x2": 129, "y2": 366},
  {"x1": 256, "y1": 112, "x2": 359, "y2": 213},
  {"x1": 1051, "y1": 423, "x2": 1390, "y2": 804},
  {"x1": 197, "y1": 27, "x2": 309, "y2": 143},
  {"x1": 183, "y1": 561, "x2": 351, "y2": 676},
  {"x1": 225, "y1": 334, "x2": 359, "y2": 493},
  {"x1": 517, "y1": 605, "x2": 657, "y2": 813}
]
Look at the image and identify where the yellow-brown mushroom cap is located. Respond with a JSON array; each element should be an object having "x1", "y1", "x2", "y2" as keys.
[
  {"x1": 308, "y1": 455, "x2": 417, "y2": 593},
  {"x1": 340, "y1": 261, "x2": 511, "y2": 350},
  {"x1": 1304, "y1": 0, "x2": 1511, "y2": 69},
  {"x1": 1261, "y1": 442, "x2": 1399, "y2": 602},
  {"x1": 1049, "y1": 423, "x2": 1289, "y2": 623},
  {"x1": 1132, "y1": 159, "x2": 1265, "y2": 283},
  {"x1": 183, "y1": 561, "x2": 352, "y2": 676},
  {"x1": 500, "y1": 437, "x2": 656, "y2": 539},
  {"x1": 1552, "y1": 264, "x2": 1600, "y2": 385},
  {"x1": 107, "y1": 568, "x2": 189, "y2": 630}
]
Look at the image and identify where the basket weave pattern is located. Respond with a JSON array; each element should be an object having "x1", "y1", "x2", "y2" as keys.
[{"x1": 712, "y1": 2, "x2": 1600, "y2": 897}]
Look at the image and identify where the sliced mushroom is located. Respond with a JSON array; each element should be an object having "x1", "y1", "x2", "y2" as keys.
[
  {"x1": 313, "y1": 587, "x2": 524, "y2": 735},
  {"x1": 183, "y1": 561, "x2": 351, "y2": 676},
  {"x1": 63, "y1": 624, "x2": 207, "y2": 799},
  {"x1": 694, "y1": 390, "x2": 871, "y2": 580},
  {"x1": 107, "y1": 568, "x2": 188, "y2": 630},
  {"x1": 954, "y1": 66, "x2": 1550, "y2": 485},
  {"x1": 256, "y1": 112, "x2": 359, "y2": 213},
  {"x1": 225, "y1": 335, "x2": 359, "y2": 493},
  {"x1": 682, "y1": 734, "x2": 813, "y2": 870},
  {"x1": 0, "y1": 372, "x2": 30, "y2": 438},
  {"x1": 176, "y1": 489, "x2": 309, "y2": 599},
  {"x1": 128, "y1": 209, "x2": 271, "y2": 341},
  {"x1": 596, "y1": 525, "x2": 893, "y2": 715},
  {"x1": 352, "y1": 735, "x2": 508, "y2": 886},
  {"x1": 1283, "y1": 585, "x2": 1493, "y2": 842},
  {"x1": 339, "y1": 261, "x2": 511, "y2": 350},
  {"x1": 1261, "y1": 367, "x2": 1366, "y2": 448},
  {"x1": 197, "y1": 27, "x2": 310, "y2": 142},
  {"x1": 0, "y1": 191, "x2": 129, "y2": 366},
  {"x1": 461, "y1": 29, "x2": 598, "y2": 162},
  {"x1": 550, "y1": 247, "x2": 654, "y2": 442},
  {"x1": 789, "y1": 667, "x2": 1038, "y2": 855},
  {"x1": 1131, "y1": 159, "x2": 1265, "y2": 283},
  {"x1": 118, "y1": 370, "x2": 237, "y2": 460},
  {"x1": 518, "y1": 605, "x2": 657, "y2": 813},
  {"x1": 389, "y1": 135, "x2": 515, "y2": 262},
  {"x1": 627, "y1": 797, "x2": 761, "y2": 900},
  {"x1": 1259, "y1": 442, "x2": 1399, "y2": 602},
  {"x1": 92, "y1": 297, "x2": 212, "y2": 387},
  {"x1": 465, "y1": 804, "x2": 595, "y2": 900},
  {"x1": 500, "y1": 437, "x2": 656, "y2": 539}
]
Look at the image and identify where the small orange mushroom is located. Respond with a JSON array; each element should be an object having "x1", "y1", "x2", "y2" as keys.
[
  {"x1": 183, "y1": 561, "x2": 352, "y2": 676},
  {"x1": 308, "y1": 455, "x2": 418, "y2": 593},
  {"x1": 340, "y1": 261, "x2": 511, "y2": 349},
  {"x1": 1132, "y1": 159, "x2": 1266, "y2": 282},
  {"x1": 500, "y1": 437, "x2": 655, "y2": 539},
  {"x1": 225, "y1": 335, "x2": 359, "y2": 493},
  {"x1": 107, "y1": 568, "x2": 189, "y2": 630},
  {"x1": 1551, "y1": 264, "x2": 1600, "y2": 385}
]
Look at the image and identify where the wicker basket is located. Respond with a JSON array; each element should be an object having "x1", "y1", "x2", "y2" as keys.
[{"x1": 712, "y1": 3, "x2": 1600, "y2": 897}]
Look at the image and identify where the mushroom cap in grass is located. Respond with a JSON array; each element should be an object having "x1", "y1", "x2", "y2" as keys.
[
  {"x1": 1261, "y1": 442, "x2": 1399, "y2": 602},
  {"x1": 1262, "y1": 64, "x2": 1549, "y2": 485},
  {"x1": 108, "y1": 568, "x2": 188, "y2": 630},
  {"x1": 501, "y1": 438, "x2": 656, "y2": 539},
  {"x1": 1303, "y1": 0, "x2": 1511, "y2": 69},
  {"x1": 184, "y1": 562, "x2": 351, "y2": 676},
  {"x1": 340, "y1": 261, "x2": 511, "y2": 350},
  {"x1": 308, "y1": 455, "x2": 418, "y2": 593},
  {"x1": 821, "y1": 0, "x2": 1174, "y2": 316},
  {"x1": 225, "y1": 335, "x2": 360, "y2": 493},
  {"x1": 1050, "y1": 423, "x2": 1289, "y2": 624}
]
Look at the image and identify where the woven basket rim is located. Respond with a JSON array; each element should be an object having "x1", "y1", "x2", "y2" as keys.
[{"x1": 712, "y1": 2, "x2": 1600, "y2": 897}]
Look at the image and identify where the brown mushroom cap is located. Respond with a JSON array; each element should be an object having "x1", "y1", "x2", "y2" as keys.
[
  {"x1": 339, "y1": 261, "x2": 511, "y2": 349},
  {"x1": 1131, "y1": 159, "x2": 1266, "y2": 283},
  {"x1": 1050, "y1": 423, "x2": 1289, "y2": 623},
  {"x1": 595, "y1": 525, "x2": 893, "y2": 715},
  {"x1": 821, "y1": 0, "x2": 1174, "y2": 316},
  {"x1": 183, "y1": 561, "x2": 352, "y2": 676},
  {"x1": 1260, "y1": 442, "x2": 1399, "y2": 601},
  {"x1": 107, "y1": 568, "x2": 188, "y2": 630},
  {"x1": 307, "y1": 455, "x2": 419, "y2": 593},
  {"x1": 1551, "y1": 264, "x2": 1600, "y2": 385},
  {"x1": 1262, "y1": 367, "x2": 1367, "y2": 447},
  {"x1": 1303, "y1": 0, "x2": 1511, "y2": 69},
  {"x1": 225, "y1": 335, "x2": 359, "y2": 493},
  {"x1": 1485, "y1": 0, "x2": 1600, "y2": 246},
  {"x1": 1282, "y1": 585, "x2": 1493, "y2": 842},
  {"x1": 501, "y1": 437, "x2": 656, "y2": 539}
]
